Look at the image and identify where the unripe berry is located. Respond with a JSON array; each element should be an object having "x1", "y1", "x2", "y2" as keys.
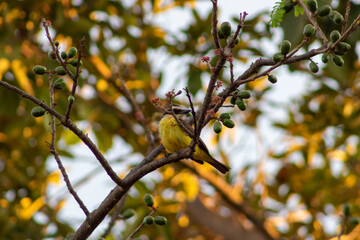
[
  {"x1": 238, "y1": 90, "x2": 251, "y2": 99},
  {"x1": 143, "y1": 216, "x2": 154, "y2": 225},
  {"x1": 330, "y1": 30, "x2": 341, "y2": 42},
  {"x1": 309, "y1": 61, "x2": 319, "y2": 73},
  {"x1": 31, "y1": 107, "x2": 46, "y2": 117},
  {"x1": 144, "y1": 193, "x2": 154, "y2": 207},
  {"x1": 332, "y1": 55, "x2": 344, "y2": 66},
  {"x1": 303, "y1": 24, "x2": 315, "y2": 37},
  {"x1": 54, "y1": 78, "x2": 67, "y2": 90},
  {"x1": 61, "y1": 51, "x2": 68, "y2": 60},
  {"x1": 229, "y1": 34, "x2": 240, "y2": 45},
  {"x1": 32, "y1": 65, "x2": 47, "y2": 75},
  {"x1": 349, "y1": 217, "x2": 359, "y2": 226},
  {"x1": 333, "y1": 13, "x2": 344, "y2": 25},
  {"x1": 48, "y1": 50, "x2": 56, "y2": 60},
  {"x1": 283, "y1": 0, "x2": 294, "y2": 13},
  {"x1": 220, "y1": 113, "x2": 231, "y2": 119},
  {"x1": 69, "y1": 59, "x2": 82, "y2": 67},
  {"x1": 307, "y1": 0, "x2": 318, "y2": 12},
  {"x1": 343, "y1": 204, "x2": 351, "y2": 216},
  {"x1": 220, "y1": 22, "x2": 231, "y2": 38},
  {"x1": 55, "y1": 66, "x2": 66, "y2": 76},
  {"x1": 68, "y1": 96, "x2": 75, "y2": 103},
  {"x1": 213, "y1": 121, "x2": 222, "y2": 134},
  {"x1": 68, "y1": 47, "x2": 77, "y2": 59},
  {"x1": 236, "y1": 98, "x2": 246, "y2": 111},
  {"x1": 280, "y1": 40, "x2": 291, "y2": 55},
  {"x1": 54, "y1": 41, "x2": 60, "y2": 47},
  {"x1": 321, "y1": 54, "x2": 329, "y2": 63},
  {"x1": 268, "y1": 75, "x2": 277, "y2": 84},
  {"x1": 273, "y1": 53, "x2": 284, "y2": 62},
  {"x1": 317, "y1": 5, "x2": 331, "y2": 17},
  {"x1": 154, "y1": 216, "x2": 167, "y2": 226},
  {"x1": 122, "y1": 209, "x2": 135, "y2": 219}
]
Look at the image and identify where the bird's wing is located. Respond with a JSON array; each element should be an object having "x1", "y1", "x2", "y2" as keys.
[{"x1": 178, "y1": 118, "x2": 210, "y2": 154}]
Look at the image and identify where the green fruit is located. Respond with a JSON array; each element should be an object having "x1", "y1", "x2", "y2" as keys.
[
  {"x1": 54, "y1": 41, "x2": 59, "y2": 47},
  {"x1": 328, "y1": 41, "x2": 334, "y2": 48},
  {"x1": 273, "y1": 53, "x2": 284, "y2": 62},
  {"x1": 31, "y1": 107, "x2": 46, "y2": 117},
  {"x1": 61, "y1": 51, "x2": 68, "y2": 60},
  {"x1": 307, "y1": 0, "x2": 318, "y2": 12},
  {"x1": 283, "y1": 0, "x2": 294, "y2": 13},
  {"x1": 343, "y1": 204, "x2": 351, "y2": 216},
  {"x1": 329, "y1": 10, "x2": 340, "y2": 19},
  {"x1": 144, "y1": 193, "x2": 154, "y2": 207},
  {"x1": 330, "y1": 30, "x2": 341, "y2": 42},
  {"x1": 122, "y1": 209, "x2": 135, "y2": 219},
  {"x1": 280, "y1": 40, "x2": 291, "y2": 55},
  {"x1": 229, "y1": 34, "x2": 239, "y2": 45},
  {"x1": 230, "y1": 96, "x2": 237, "y2": 105},
  {"x1": 337, "y1": 42, "x2": 351, "y2": 52},
  {"x1": 143, "y1": 216, "x2": 154, "y2": 225},
  {"x1": 54, "y1": 78, "x2": 67, "y2": 90},
  {"x1": 220, "y1": 22, "x2": 231, "y2": 37},
  {"x1": 317, "y1": 5, "x2": 331, "y2": 17},
  {"x1": 349, "y1": 217, "x2": 359, "y2": 226},
  {"x1": 236, "y1": 98, "x2": 246, "y2": 111},
  {"x1": 321, "y1": 54, "x2": 329, "y2": 63},
  {"x1": 55, "y1": 66, "x2": 66, "y2": 76},
  {"x1": 32, "y1": 65, "x2": 47, "y2": 75},
  {"x1": 332, "y1": 55, "x2": 344, "y2": 66},
  {"x1": 69, "y1": 59, "x2": 83, "y2": 67},
  {"x1": 68, "y1": 47, "x2": 77, "y2": 59},
  {"x1": 223, "y1": 119, "x2": 235, "y2": 128},
  {"x1": 303, "y1": 24, "x2": 315, "y2": 37},
  {"x1": 213, "y1": 121, "x2": 222, "y2": 134},
  {"x1": 48, "y1": 50, "x2": 56, "y2": 60},
  {"x1": 154, "y1": 216, "x2": 167, "y2": 226},
  {"x1": 268, "y1": 75, "x2": 277, "y2": 84},
  {"x1": 333, "y1": 13, "x2": 344, "y2": 25},
  {"x1": 238, "y1": 91, "x2": 250, "y2": 99},
  {"x1": 68, "y1": 96, "x2": 75, "y2": 103},
  {"x1": 220, "y1": 113, "x2": 231, "y2": 119},
  {"x1": 309, "y1": 61, "x2": 319, "y2": 73},
  {"x1": 217, "y1": 28, "x2": 226, "y2": 39}
]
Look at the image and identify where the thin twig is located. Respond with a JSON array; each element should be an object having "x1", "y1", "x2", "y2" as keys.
[
  {"x1": 341, "y1": 1, "x2": 352, "y2": 34},
  {"x1": 102, "y1": 193, "x2": 128, "y2": 238},
  {"x1": 211, "y1": 0, "x2": 221, "y2": 50},
  {"x1": 0, "y1": 80, "x2": 125, "y2": 188},
  {"x1": 184, "y1": 87, "x2": 197, "y2": 148},
  {"x1": 48, "y1": 72, "x2": 89, "y2": 216},
  {"x1": 296, "y1": 0, "x2": 328, "y2": 44},
  {"x1": 126, "y1": 207, "x2": 157, "y2": 240}
]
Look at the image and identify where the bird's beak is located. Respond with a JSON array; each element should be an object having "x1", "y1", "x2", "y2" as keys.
[{"x1": 179, "y1": 109, "x2": 191, "y2": 114}]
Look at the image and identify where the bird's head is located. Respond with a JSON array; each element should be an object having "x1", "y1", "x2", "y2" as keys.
[{"x1": 165, "y1": 104, "x2": 191, "y2": 116}]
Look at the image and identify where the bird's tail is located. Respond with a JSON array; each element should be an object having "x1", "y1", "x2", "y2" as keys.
[{"x1": 205, "y1": 156, "x2": 230, "y2": 174}]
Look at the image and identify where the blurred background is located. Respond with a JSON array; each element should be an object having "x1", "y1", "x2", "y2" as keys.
[{"x1": 1, "y1": 0, "x2": 360, "y2": 239}]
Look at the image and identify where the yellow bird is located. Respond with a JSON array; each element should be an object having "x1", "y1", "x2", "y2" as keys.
[{"x1": 158, "y1": 105, "x2": 230, "y2": 174}]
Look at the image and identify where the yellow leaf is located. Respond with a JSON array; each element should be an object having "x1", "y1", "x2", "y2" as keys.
[
  {"x1": 248, "y1": 75, "x2": 268, "y2": 91},
  {"x1": 17, "y1": 197, "x2": 44, "y2": 220},
  {"x1": 178, "y1": 214, "x2": 189, "y2": 228},
  {"x1": 171, "y1": 171, "x2": 199, "y2": 201},
  {"x1": 327, "y1": 149, "x2": 347, "y2": 162},
  {"x1": 288, "y1": 209, "x2": 311, "y2": 223},
  {"x1": 90, "y1": 56, "x2": 111, "y2": 79},
  {"x1": 344, "y1": 101, "x2": 354, "y2": 117},
  {"x1": 47, "y1": 171, "x2": 61, "y2": 185},
  {"x1": 0, "y1": 58, "x2": 10, "y2": 80},
  {"x1": 96, "y1": 79, "x2": 108, "y2": 91},
  {"x1": 11, "y1": 59, "x2": 34, "y2": 95}
]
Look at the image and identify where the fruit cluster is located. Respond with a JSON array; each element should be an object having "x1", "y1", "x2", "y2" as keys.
[{"x1": 213, "y1": 21, "x2": 240, "y2": 46}]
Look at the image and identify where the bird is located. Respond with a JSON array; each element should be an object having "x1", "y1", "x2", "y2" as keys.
[{"x1": 158, "y1": 105, "x2": 230, "y2": 174}]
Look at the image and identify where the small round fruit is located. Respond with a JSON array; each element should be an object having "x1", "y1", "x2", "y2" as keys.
[
  {"x1": 332, "y1": 55, "x2": 344, "y2": 66},
  {"x1": 336, "y1": 42, "x2": 351, "y2": 52},
  {"x1": 143, "y1": 216, "x2": 154, "y2": 225},
  {"x1": 122, "y1": 209, "x2": 135, "y2": 219},
  {"x1": 217, "y1": 28, "x2": 226, "y2": 39},
  {"x1": 273, "y1": 53, "x2": 284, "y2": 62},
  {"x1": 61, "y1": 51, "x2": 68, "y2": 60},
  {"x1": 330, "y1": 30, "x2": 341, "y2": 42},
  {"x1": 213, "y1": 121, "x2": 222, "y2": 134},
  {"x1": 68, "y1": 47, "x2": 77, "y2": 59},
  {"x1": 154, "y1": 216, "x2": 167, "y2": 226},
  {"x1": 238, "y1": 91, "x2": 251, "y2": 99},
  {"x1": 230, "y1": 96, "x2": 237, "y2": 105},
  {"x1": 303, "y1": 24, "x2": 315, "y2": 37},
  {"x1": 333, "y1": 13, "x2": 344, "y2": 24},
  {"x1": 329, "y1": 10, "x2": 340, "y2": 20},
  {"x1": 309, "y1": 61, "x2": 319, "y2": 73},
  {"x1": 220, "y1": 113, "x2": 231, "y2": 119},
  {"x1": 31, "y1": 107, "x2": 46, "y2": 117},
  {"x1": 54, "y1": 41, "x2": 60, "y2": 47},
  {"x1": 48, "y1": 50, "x2": 56, "y2": 60},
  {"x1": 321, "y1": 54, "x2": 329, "y2": 63},
  {"x1": 54, "y1": 78, "x2": 67, "y2": 90},
  {"x1": 32, "y1": 65, "x2": 47, "y2": 75},
  {"x1": 220, "y1": 22, "x2": 231, "y2": 38},
  {"x1": 268, "y1": 75, "x2": 277, "y2": 84},
  {"x1": 236, "y1": 98, "x2": 247, "y2": 111},
  {"x1": 307, "y1": 0, "x2": 318, "y2": 12},
  {"x1": 283, "y1": 0, "x2": 294, "y2": 13},
  {"x1": 69, "y1": 59, "x2": 82, "y2": 67},
  {"x1": 280, "y1": 40, "x2": 291, "y2": 55},
  {"x1": 317, "y1": 5, "x2": 331, "y2": 17},
  {"x1": 55, "y1": 66, "x2": 66, "y2": 76},
  {"x1": 223, "y1": 119, "x2": 235, "y2": 128},
  {"x1": 144, "y1": 193, "x2": 154, "y2": 207},
  {"x1": 68, "y1": 96, "x2": 75, "y2": 103}
]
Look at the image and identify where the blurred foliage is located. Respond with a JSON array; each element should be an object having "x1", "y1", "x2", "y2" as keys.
[{"x1": 1, "y1": 0, "x2": 360, "y2": 239}]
